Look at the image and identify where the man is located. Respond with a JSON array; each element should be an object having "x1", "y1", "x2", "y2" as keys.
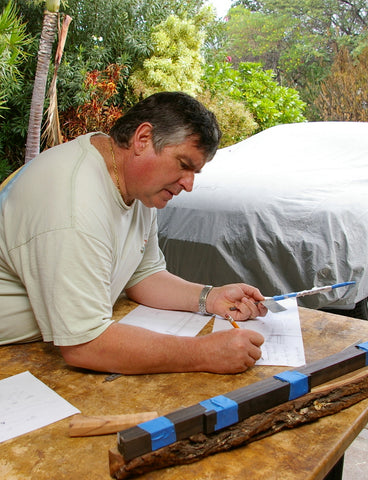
[{"x1": 0, "y1": 92, "x2": 266, "y2": 374}]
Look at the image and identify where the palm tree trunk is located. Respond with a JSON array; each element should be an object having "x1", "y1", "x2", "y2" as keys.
[
  {"x1": 43, "y1": 14, "x2": 72, "y2": 149},
  {"x1": 24, "y1": 11, "x2": 58, "y2": 163}
]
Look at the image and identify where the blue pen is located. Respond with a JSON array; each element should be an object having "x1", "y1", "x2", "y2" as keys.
[
  {"x1": 259, "y1": 281, "x2": 356, "y2": 313},
  {"x1": 270, "y1": 281, "x2": 356, "y2": 301}
]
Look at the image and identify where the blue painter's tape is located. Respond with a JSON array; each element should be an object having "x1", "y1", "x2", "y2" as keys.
[
  {"x1": 138, "y1": 416, "x2": 176, "y2": 451},
  {"x1": 274, "y1": 371, "x2": 309, "y2": 400},
  {"x1": 200, "y1": 395, "x2": 239, "y2": 430},
  {"x1": 357, "y1": 342, "x2": 368, "y2": 366}
]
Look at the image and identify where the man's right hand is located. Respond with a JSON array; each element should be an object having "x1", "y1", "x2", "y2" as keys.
[{"x1": 194, "y1": 328, "x2": 264, "y2": 374}]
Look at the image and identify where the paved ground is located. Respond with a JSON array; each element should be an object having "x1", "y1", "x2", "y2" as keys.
[{"x1": 342, "y1": 424, "x2": 368, "y2": 478}]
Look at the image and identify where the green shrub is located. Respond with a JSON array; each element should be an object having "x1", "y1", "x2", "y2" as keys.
[
  {"x1": 198, "y1": 90, "x2": 257, "y2": 148},
  {"x1": 203, "y1": 61, "x2": 306, "y2": 133}
]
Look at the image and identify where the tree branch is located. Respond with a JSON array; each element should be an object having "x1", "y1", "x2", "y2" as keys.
[{"x1": 110, "y1": 369, "x2": 368, "y2": 479}]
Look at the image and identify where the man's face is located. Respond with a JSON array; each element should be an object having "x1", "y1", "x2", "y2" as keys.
[{"x1": 130, "y1": 136, "x2": 207, "y2": 209}]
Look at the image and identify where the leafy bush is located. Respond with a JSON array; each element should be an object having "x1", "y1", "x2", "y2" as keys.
[
  {"x1": 129, "y1": 14, "x2": 206, "y2": 98},
  {"x1": 203, "y1": 61, "x2": 306, "y2": 133},
  {"x1": 314, "y1": 46, "x2": 368, "y2": 121},
  {"x1": 237, "y1": 62, "x2": 306, "y2": 129},
  {"x1": 198, "y1": 90, "x2": 257, "y2": 148},
  {"x1": 0, "y1": 0, "x2": 30, "y2": 181}
]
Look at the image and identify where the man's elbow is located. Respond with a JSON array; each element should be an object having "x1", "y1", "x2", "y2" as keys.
[
  {"x1": 58, "y1": 336, "x2": 121, "y2": 374},
  {"x1": 59, "y1": 344, "x2": 92, "y2": 370}
]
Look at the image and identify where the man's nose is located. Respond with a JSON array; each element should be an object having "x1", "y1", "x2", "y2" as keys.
[{"x1": 179, "y1": 171, "x2": 195, "y2": 192}]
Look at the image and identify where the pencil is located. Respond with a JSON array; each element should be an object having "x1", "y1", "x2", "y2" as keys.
[{"x1": 225, "y1": 314, "x2": 240, "y2": 328}]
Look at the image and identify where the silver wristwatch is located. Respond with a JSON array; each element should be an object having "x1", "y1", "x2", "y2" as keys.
[{"x1": 198, "y1": 285, "x2": 213, "y2": 315}]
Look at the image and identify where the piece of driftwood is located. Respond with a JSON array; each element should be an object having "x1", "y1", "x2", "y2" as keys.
[
  {"x1": 117, "y1": 343, "x2": 368, "y2": 461},
  {"x1": 109, "y1": 369, "x2": 368, "y2": 479}
]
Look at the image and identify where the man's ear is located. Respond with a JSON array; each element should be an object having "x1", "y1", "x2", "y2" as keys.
[{"x1": 132, "y1": 122, "x2": 153, "y2": 155}]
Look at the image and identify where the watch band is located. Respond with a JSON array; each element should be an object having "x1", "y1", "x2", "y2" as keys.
[{"x1": 198, "y1": 285, "x2": 213, "y2": 315}]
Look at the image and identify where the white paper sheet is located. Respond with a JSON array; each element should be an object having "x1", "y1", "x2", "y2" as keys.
[
  {"x1": 0, "y1": 371, "x2": 80, "y2": 443},
  {"x1": 212, "y1": 298, "x2": 306, "y2": 366},
  {"x1": 118, "y1": 299, "x2": 305, "y2": 367},
  {"x1": 118, "y1": 305, "x2": 209, "y2": 336}
]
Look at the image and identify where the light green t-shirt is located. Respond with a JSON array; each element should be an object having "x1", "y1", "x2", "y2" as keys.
[{"x1": 0, "y1": 133, "x2": 166, "y2": 346}]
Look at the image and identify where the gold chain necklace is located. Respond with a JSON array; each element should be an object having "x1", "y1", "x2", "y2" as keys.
[{"x1": 109, "y1": 137, "x2": 121, "y2": 194}]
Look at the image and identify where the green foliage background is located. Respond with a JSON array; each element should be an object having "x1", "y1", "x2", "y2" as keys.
[{"x1": 1, "y1": 0, "x2": 367, "y2": 181}]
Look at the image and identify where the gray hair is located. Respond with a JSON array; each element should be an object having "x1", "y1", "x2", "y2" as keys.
[{"x1": 110, "y1": 92, "x2": 221, "y2": 161}]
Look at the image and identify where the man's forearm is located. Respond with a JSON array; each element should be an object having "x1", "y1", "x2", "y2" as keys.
[
  {"x1": 125, "y1": 271, "x2": 205, "y2": 313},
  {"x1": 125, "y1": 271, "x2": 267, "y2": 321},
  {"x1": 59, "y1": 321, "x2": 263, "y2": 375},
  {"x1": 59, "y1": 322, "x2": 204, "y2": 374}
]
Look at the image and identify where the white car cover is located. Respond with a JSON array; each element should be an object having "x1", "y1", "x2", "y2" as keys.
[{"x1": 158, "y1": 122, "x2": 368, "y2": 310}]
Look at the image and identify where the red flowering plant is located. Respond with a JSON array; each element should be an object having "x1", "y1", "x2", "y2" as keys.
[{"x1": 60, "y1": 64, "x2": 124, "y2": 141}]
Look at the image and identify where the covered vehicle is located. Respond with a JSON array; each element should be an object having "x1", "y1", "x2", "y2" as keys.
[{"x1": 157, "y1": 122, "x2": 368, "y2": 319}]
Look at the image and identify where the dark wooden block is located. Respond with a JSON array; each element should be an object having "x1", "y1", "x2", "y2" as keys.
[
  {"x1": 202, "y1": 409, "x2": 219, "y2": 434},
  {"x1": 117, "y1": 425, "x2": 152, "y2": 462},
  {"x1": 226, "y1": 377, "x2": 291, "y2": 421},
  {"x1": 165, "y1": 404, "x2": 206, "y2": 439},
  {"x1": 118, "y1": 405, "x2": 207, "y2": 461},
  {"x1": 298, "y1": 346, "x2": 366, "y2": 387}
]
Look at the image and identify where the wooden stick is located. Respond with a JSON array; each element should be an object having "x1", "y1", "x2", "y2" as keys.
[
  {"x1": 69, "y1": 412, "x2": 158, "y2": 437},
  {"x1": 109, "y1": 370, "x2": 368, "y2": 479},
  {"x1": 117, "y1": 344, "x2": 367, "y2": 461}
]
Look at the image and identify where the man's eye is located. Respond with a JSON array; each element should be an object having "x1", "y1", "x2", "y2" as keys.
[{"x1": 179, "y1": 161, "x2": 189, "y2": 170}]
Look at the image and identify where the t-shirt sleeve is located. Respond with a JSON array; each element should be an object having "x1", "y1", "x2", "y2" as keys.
[{"x1": 12, "y1": 228, "x2": 115, "y2": 346}]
